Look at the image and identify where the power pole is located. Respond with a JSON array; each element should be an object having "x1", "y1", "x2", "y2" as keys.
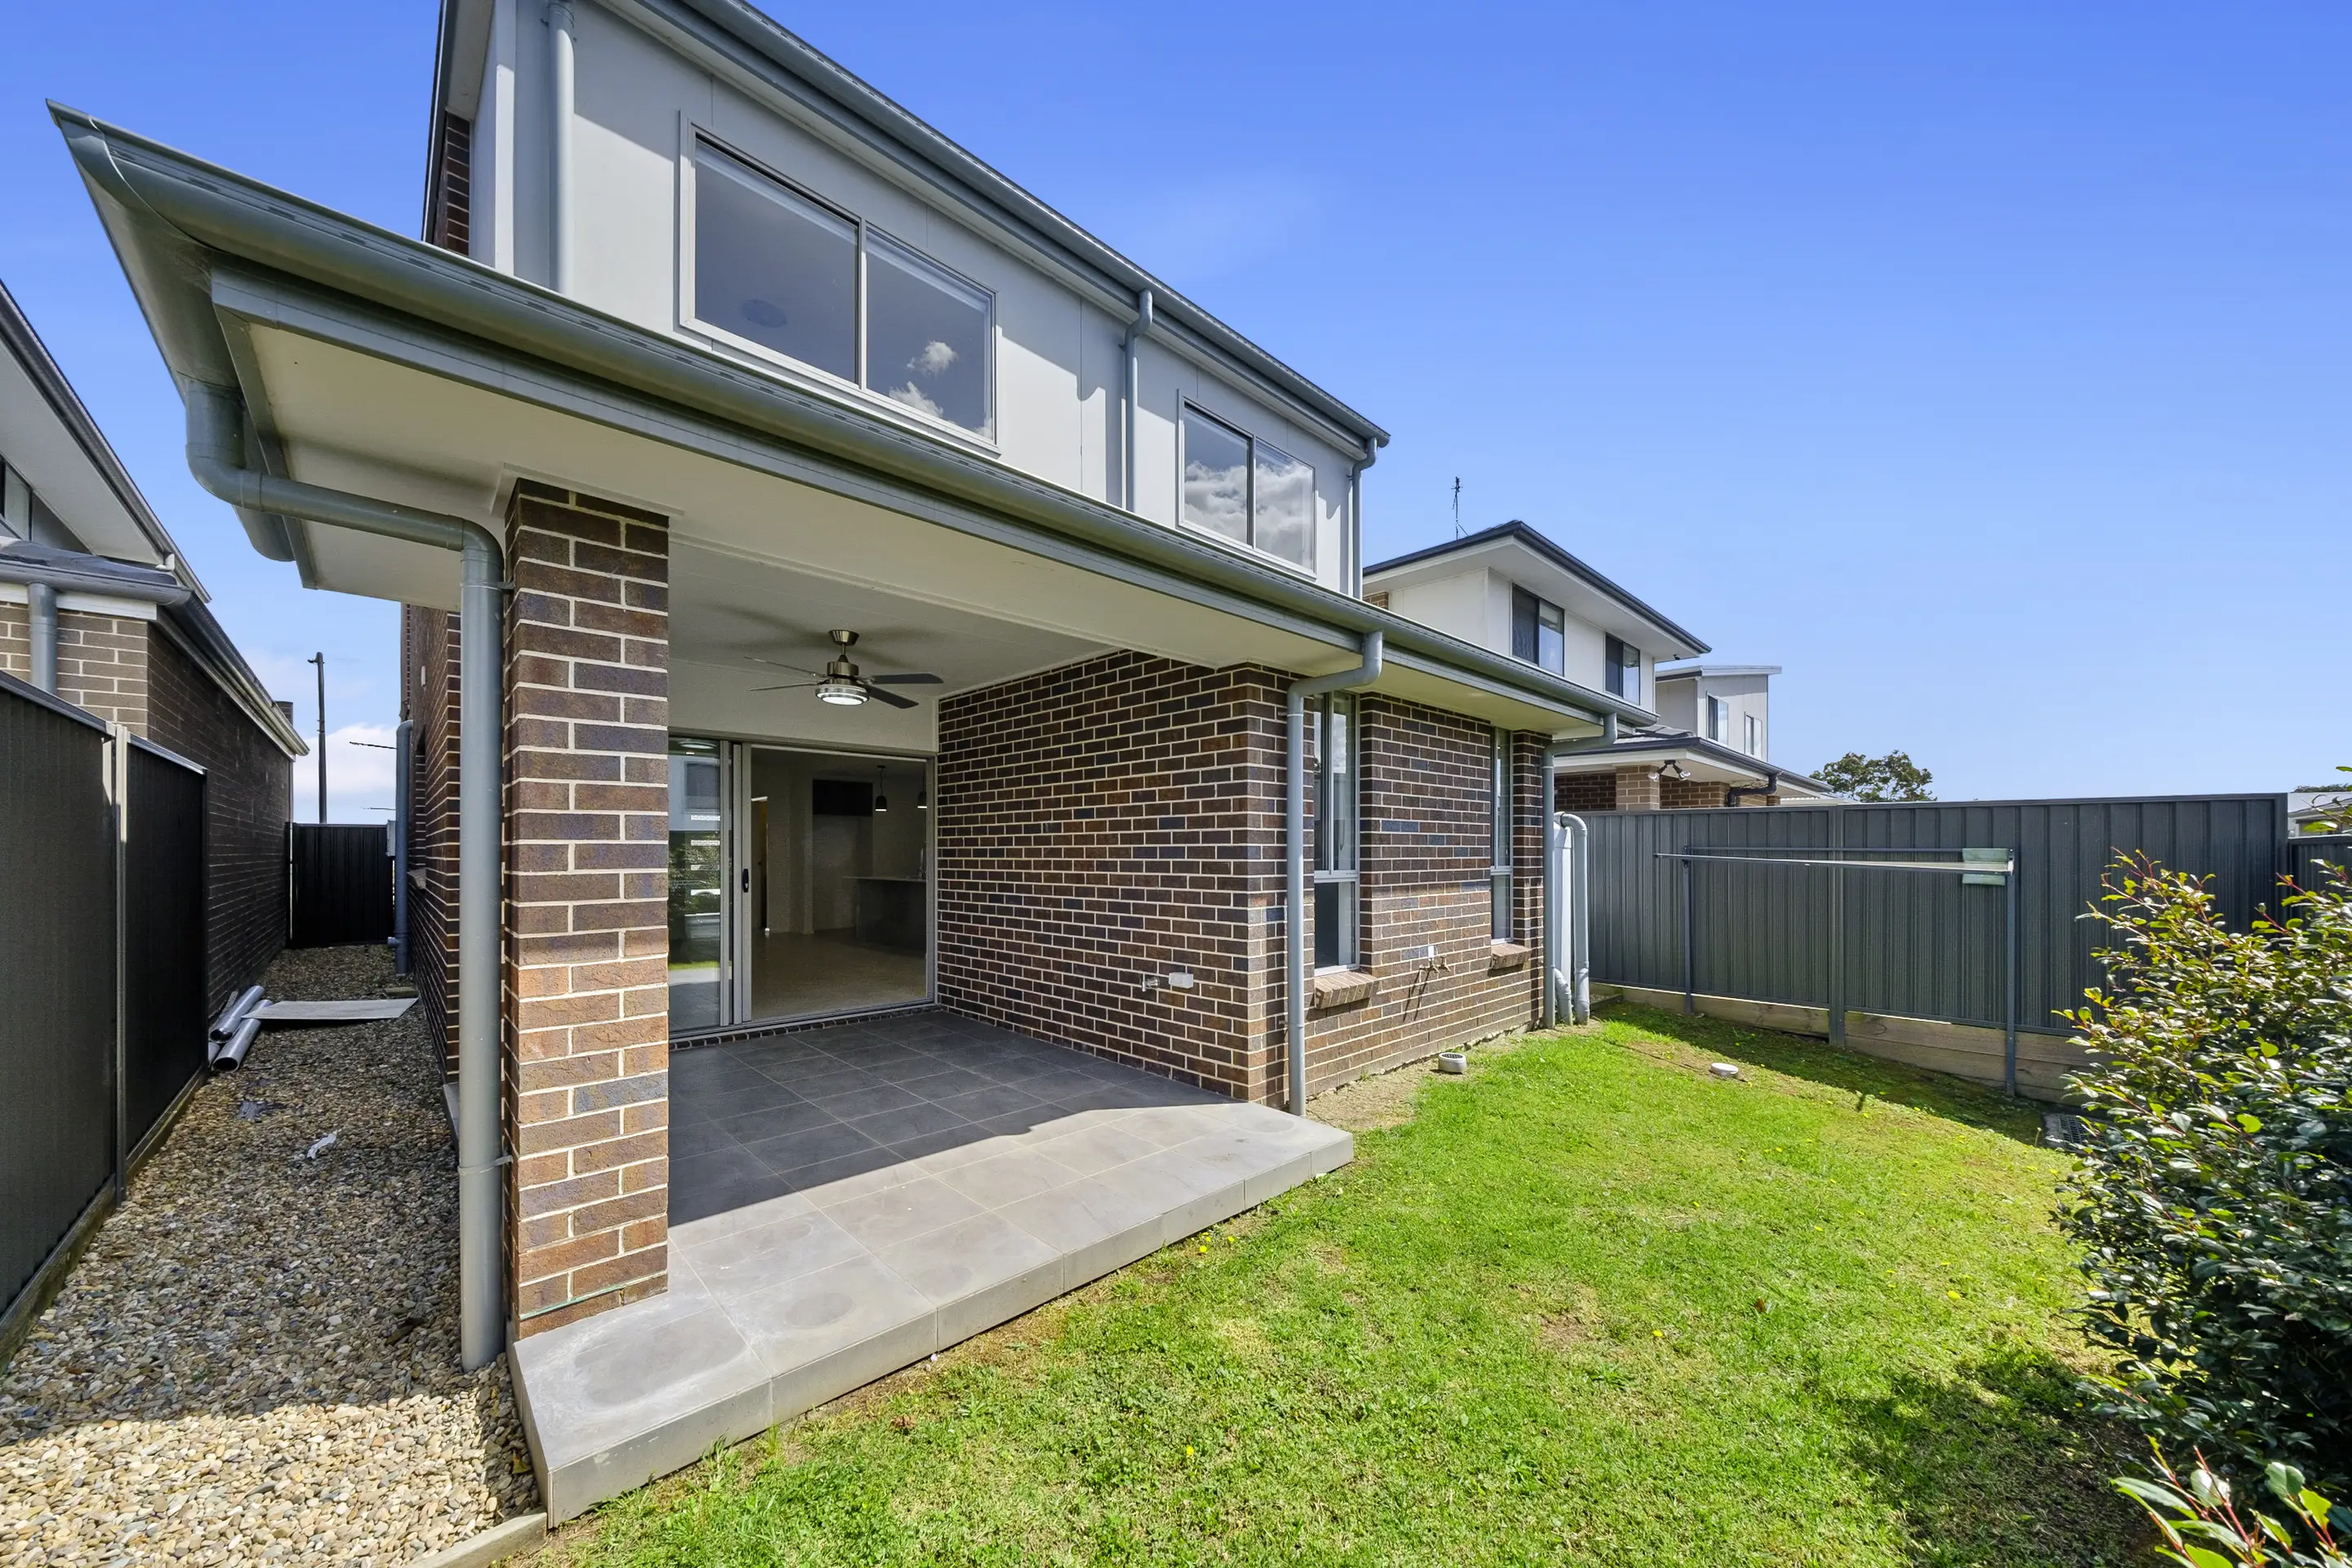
[{"x1": 310, "y1": 651, "x2": 327, "y2": 822}]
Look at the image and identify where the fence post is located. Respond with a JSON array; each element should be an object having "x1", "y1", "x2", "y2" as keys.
[
  {"x1": 1827, "y1": 808, "x2": 1846, "y2": 1047},
  {"x1": 106, "y1": 722, "x2": 129, "y2": 1204},
  {"x1": 1681, "y1": 853, "x2": 1695, "y2": 1015},
  {"x1": 2004, "y1": 855, "x2": 2020, "y2": 1098}
]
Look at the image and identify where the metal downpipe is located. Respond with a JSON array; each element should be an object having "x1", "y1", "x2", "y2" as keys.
[
  {"x1": 1122, "y1": 288, "x2": 1152, "y2": 512},
  {"x1": 1285, "y1": 631, "x2": 1383, "y2": 1115},
  {"x1": 550, "y1": 1, "x2": 577, "y2": 295},
  {"x1": 394, "y1": 718, "x2": 413, "y2": 975},
  {"x1": 27, "y1": 581, "x2": 57, "y2": 693},
  {"x1": 185, "y1": 382, "x2": 506, "y2": 1371}
]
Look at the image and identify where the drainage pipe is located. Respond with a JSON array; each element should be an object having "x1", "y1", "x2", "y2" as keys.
[
  {"x1": 212, "y1": 1013, "x2": 261, "y2": 1072},
  {"x1": 184, "y1": 381, "x2": 506, "y2": 1373},
  {"x1": 210, "y1": 982, "x2": 264, "y2": 1043},
  {"x1": 550, "y1": 1, "x2": 577, "y2": 295},
  {"x1": 1284, "y1": 630, "x2": 1383, "y2": 1115},
  {"x1": 1544, "y1": 812, "x2": 1592, "y2": 1027},
  {"x1": 26, "y1": 581, "x2": 57, "y2": 693},
  {"x1": 1121, "y1": 288, "x2": 1152, "y2": 512},
  {"x1": 394, "y1": 717, "x2": 413, "y2": 976}
]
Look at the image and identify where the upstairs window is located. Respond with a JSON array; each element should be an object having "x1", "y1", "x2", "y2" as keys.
[
  {"x1": 1706, "y1": 695, "x2": 1730, "y2": 742},
  {"x1": 1605, "y1": 635, "x2": 1642, "y2": 706},
  {"x1": 689, "y1": 138, "x2": 995, "y2": 439},
  {"x1": 1511, "y1": 587, "x2": 1565, "y2": 674},
  {"x1": 1744, "y1": 712, "x2": 1762, "y2": 757},
  {"x1": 1180, "y1": 404, "x2": 1315, "y2": 570}
]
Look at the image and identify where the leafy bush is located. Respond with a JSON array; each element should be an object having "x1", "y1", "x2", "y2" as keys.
[
  {"x1": 2061, "y1": 854, "x2": 2352, "y2": 1486},
  {"x1": 2118, "y1": 1449, "x2": 2343, "y2": 1566},
  {"x1": 1814, "y1": 749, "x2": 1935, "y2": 801}
]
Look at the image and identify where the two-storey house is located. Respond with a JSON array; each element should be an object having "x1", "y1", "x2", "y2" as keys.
[
  {"x1": 59, "y1": 0, "x2": 1648, "y2": 1515},
  {"x1": 1365, "y1": 523, "x2": 1827, "y2": 810}
]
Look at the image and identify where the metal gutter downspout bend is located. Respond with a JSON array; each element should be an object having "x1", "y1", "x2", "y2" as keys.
[
  {"x1": 185, "y1": 382, "x2": 506, "y2": 1374},
  {"x1": 1285, "y1": 631, "x2": 1383, "y2": 1115}
]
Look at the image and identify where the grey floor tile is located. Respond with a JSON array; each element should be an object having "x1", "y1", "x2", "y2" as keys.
[
  {"x1": 713, "y1": 1098, "x2": 838, "y2": 1144},
  {"x1": 670, "y1": 1117, "x2": 741, "y2": 1161},
  {"x1": 933, "y1": 1147, "x2": 1082, "y2": 1209},
  {"x1": 777, "y1": 1144, "x2": 902, "y2": 1194},
  {"x1": 880, "y1": 1125, "x2": 983, "y2": 1164},
  {"x1": 929, "y1": 1081, "x2": 1047, "y2": 1122},
  {"x1": 784, "y1": 1063, "x2": 884, "y2": 1098},
  {"x1": 875, "y1": 1210, "x2": 1062, "y2": 1310},
  {"x1": 807, "y1": 1080, "x2": 925, "y2": 1120},
  {"x1": 817, "y1": 1174, "x2": 987, "y2": 1250},
  {"x1": 684, "y1": 1206, "x2": 869, "y2": 1304},
  {"x1": 727, "y1": 1253, "x2": 935, "y2": 1379},
  {"x1": 844, "y1": 1100, "x2": 971, "y2": 1147},
  {"x1": 897, "y1": 1065, "x2": 995, "y2": 1099},
  {"x1": 742, "y1": 1119, "x2": 881, "y2": 1174},
  {"x1": 670, "y1": 1146, "x2": 795, "y2": 1226},
  {"x1": 1027, "y1": 1120, "x2": 1161, "y2": 1179}
]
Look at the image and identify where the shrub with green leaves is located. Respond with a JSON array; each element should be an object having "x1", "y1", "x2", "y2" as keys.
[
  {"x1": 2118, "y1": 1449, "x2": 2344, "y2": 1567},
  {"x1": 2061, "y1": 853, "x2": 2352, "y2": 1486}
]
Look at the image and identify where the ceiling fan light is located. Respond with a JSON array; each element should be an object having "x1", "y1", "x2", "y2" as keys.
[{"x1": 815, "y1": 676, "x2": 866, "y2": 706}]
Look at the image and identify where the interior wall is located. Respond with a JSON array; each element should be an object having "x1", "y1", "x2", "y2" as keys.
[{"x1": 748, "y1": 748, "x2": 929, "y2": 938}]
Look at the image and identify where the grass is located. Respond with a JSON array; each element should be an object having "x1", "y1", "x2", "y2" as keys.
[{"x1": 538, "y1": 1004, "x2": 2148, "y2": 1566}]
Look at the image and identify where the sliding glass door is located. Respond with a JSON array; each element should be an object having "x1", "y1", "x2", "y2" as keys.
[{"x1": 666, "y1": 737, "x2": 728, "y2": 1032}]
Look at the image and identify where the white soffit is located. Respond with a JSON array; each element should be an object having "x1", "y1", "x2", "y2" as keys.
[{"x1": 0, "y1": 348, "x2": 162, "y2": 564}]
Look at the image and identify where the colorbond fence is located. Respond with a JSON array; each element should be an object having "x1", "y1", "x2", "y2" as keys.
[
  {"x1": 1, "y1": 672, "x2": 207, "y2": 1357},
  {"x1": 1579, "y1": 794, "x2": 2296, "y2": 1095},
  {"x1": 288, "y1": 822, "x2": 393, "y2": 948}
]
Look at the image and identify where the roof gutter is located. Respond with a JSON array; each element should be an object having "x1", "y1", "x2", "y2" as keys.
[{"x1": 52, "y1": 105, "x2": 1647, "y2": 730}]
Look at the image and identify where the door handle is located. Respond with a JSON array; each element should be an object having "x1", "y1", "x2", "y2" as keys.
[{"x1": 742, "y1": 868, "x2": 751, "y2": 891}]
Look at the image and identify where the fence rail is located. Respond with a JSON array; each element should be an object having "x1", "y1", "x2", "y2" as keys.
[
  {"x1": 1581, "y1": 794, "x2": 2294, "y2": 1095},
  {"x1": 1, "y1": 673, "x2": 207, "y2": 1358}
]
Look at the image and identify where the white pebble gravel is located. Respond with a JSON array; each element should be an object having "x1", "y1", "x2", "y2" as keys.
[{"x1": 1, "y1": 945, "x2": 537, "y2": 1566}]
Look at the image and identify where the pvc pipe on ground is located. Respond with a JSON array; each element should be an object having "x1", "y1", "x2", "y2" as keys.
[
  {"x1": 211, "y1": 983, "x2": 264, "y2": 1040},
  {"x1": 212, "y1": 1014, "x2": 260, "y2": 1071}
]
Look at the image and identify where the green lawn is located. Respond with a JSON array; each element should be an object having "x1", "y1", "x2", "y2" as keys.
[{"x1": 545, "y1": 1005, "x2": 2148, "y2": 1566}]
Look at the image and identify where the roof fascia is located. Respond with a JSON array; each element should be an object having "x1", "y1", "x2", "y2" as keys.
[
  {"x1": 1367, "y1": 522, "x2": 1707, "y2": 657},
  {"x1": 0, "y1": 277, "x2": 207, "y2": 596},
  {"x1": 155, "y1": 597, "x2": 308, "y2": 756},
  {"x1": 626, "y1": 0, "x2": 1387, "y2": 455},
  {"x1": 54, "y1": 105, "x2": 1645, "y2": 732}
]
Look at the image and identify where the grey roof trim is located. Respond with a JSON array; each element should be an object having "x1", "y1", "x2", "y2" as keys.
[
  {"x1": 0, "y1": 280, "x2": 303, "y2": 757},
  {"x1": 1554, "y1": 729, "x2": 1830, "y2": 795},
  {"x1": 0, "y1": 538, "x2": 188, "y2": 601},
  {"x1": 1655, "y1": 662, "x2": 1780, "y2": 679},
  {"x1": 541, "y1": 0, "x2": 1388, "y2": 453},
  {"x1": 1364, "y1": 520, "x2": 1709, "y2": 656},
  {"x1": 0, "y1": 277, "x2": 194, "y2": 586},
  {"x1": 53, "y1": 105, "x2": 1649, "y2": 733}
]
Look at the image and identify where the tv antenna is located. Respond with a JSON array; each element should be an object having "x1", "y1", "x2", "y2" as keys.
[{"x1": 1451, "y1": 477, "x2": 1463, "y2": 538}]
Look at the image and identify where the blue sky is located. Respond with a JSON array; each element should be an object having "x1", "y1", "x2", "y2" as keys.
[{"x1": 5, "y1": 2, "x2": 2345, "y2": 815}]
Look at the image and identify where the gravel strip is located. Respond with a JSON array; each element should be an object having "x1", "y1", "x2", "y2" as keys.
[{"x1": 1, "y1": 945, "x2": 537, "y2": 1566}]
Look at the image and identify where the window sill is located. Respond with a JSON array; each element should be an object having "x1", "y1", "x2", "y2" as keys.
[
  {"x1": 1308, "y1": 968, "x2": 1378, "y2": 1009},
  {"x1": 1488, "y1": 940, "x2": 1532, "y2": 971},
  {"x1": 1172, "y1": 519, "x2": 1320, "y2": 584}
]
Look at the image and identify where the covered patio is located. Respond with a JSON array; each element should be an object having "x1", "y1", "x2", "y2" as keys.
[{"x1": 514, "y1": 1013, "x2": 1351, "y2": 1519}]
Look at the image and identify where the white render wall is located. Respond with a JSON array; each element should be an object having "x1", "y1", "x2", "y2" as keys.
[
  {"x1": 1657, "y1": 671, "x2": 1771, "y2": 759},
  {"x1": 476, "y1": 0, "x2": 1356, "y2": 591},
  {"x1": 1382, "y1": 565, "x2": 1639, "y2": 700}
]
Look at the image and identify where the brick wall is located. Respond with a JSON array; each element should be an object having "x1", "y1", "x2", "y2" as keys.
[
  {"x1": 403, "y1": 605, "x2": 465, "y2": 1073},
  {"x1": 503, "y1": 481, "x2": 672, "y2": 1336},
  {"x1": 1555, "y1": 768, "x2": 1619, "y2": 813},
  {"x1": 937, "y1": 655, "x2": 1548, "y2": 1107},
  {"x1": 936, "y1": 652, "x2": 1284, "y2": 1100},
  {"x1": 1660, "y1": 777, "x2": 1731, "y2": 810},
  {"x1": 1298, "y1": 700, "x2": 1544, "y2": 1093},
  {"x1": 147, "y1": 623, "x2": 294, "y2": 1011},
  {"x1": 0, "y1": 603, "x2": 151, "y2": 728}
]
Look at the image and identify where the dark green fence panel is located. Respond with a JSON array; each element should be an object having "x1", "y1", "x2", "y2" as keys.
[
  {"x1": 289, "y1": 822, "x2": 392, "y2": 947},
  {"x1": 123, "y1": 740, "x2": 207, "y2": 1156},
  {"x1": 1579, "y1": 794, "x2": 2291, "y2": 1036},
  {"x1": 0, "y1": 674, "x2": 115, "y2": 1327}
]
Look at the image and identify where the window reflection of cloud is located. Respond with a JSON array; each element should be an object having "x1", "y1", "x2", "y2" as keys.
[
  {"x1": 1183, "y1": 458, "x2": 1249, "y2": 542},
  {"x1": 887, "y1": 383, "x2": 947, "y2": 419}
]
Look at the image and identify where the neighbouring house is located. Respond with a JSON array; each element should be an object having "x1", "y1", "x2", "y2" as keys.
[
  {"x1": 0, "y1": 278, "x2": 304, "y2": 1010},
  {"x1": 2290, "y1": 784, "x2": 2349, "y2": 838},
  {"x1": 56, "y1": 0, "x2": 1650, "y2": 1517},
  {"x1": 1363, "y1": 521, "x2": 1827, "y2": 811}
]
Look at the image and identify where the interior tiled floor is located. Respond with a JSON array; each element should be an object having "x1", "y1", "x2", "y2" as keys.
[
  {"x1": 668, "y1": 1010, "x2": 1228, "y2": 1223},
  {"x1": 511, "y1": 1009, "x2": 1352, "y2": 1522},
  {"x1": 744, "y1": 931, "x2": 928, "y2": 1021}
]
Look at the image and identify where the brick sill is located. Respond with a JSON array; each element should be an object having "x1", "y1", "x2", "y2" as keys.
[
  {"x1": 1308, "y1": 968, "x2": 1378, "y2": 1009},
  {"x1": 1488, "y1": 941, "x2": 1533, "y2": 971}
]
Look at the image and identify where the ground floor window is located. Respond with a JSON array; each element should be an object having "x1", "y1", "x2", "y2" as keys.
[
  {"x1": 1490, "y1": 728, "x2": 1513, "y2": 940},
  {"x1": 1312, "y1": 695, "x2": 1359, "y2": 969}
]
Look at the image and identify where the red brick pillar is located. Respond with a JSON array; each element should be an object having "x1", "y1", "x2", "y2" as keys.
[{"x1": 503, "y1": 481, "x2": 673, "y2": 1335}]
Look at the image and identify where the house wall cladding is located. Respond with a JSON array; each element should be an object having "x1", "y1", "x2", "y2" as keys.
[
  {"x1": 403, "y1": 604, "x2": 464, "y2": 1074},
  {"x1": 146, "y1": 626, "x2": 292, "y2": 1010},
  {"x1": 935, "y1": 655, "x2": 1547, "y2": 1107},
  {"x1": 501, "y1": 481, "x2": 673, "y2": 1336}
]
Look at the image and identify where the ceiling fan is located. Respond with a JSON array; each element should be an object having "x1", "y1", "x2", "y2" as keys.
[{"x1": 750, "y1": 630, "x2": 942, "y2": 710}]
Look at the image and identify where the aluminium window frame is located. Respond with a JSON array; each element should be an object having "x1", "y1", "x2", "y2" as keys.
[
  {"x1": 1605, "y1": 634, "x2": 1642, "y2": 706},
  {"x1": 676, "y1": 126, "x2": 1000, "y2": 448},
  {"x1": 1509, "y1": 585, "x2": 1566, "y2": 675},
  {"x1": 1176, "y1": 399, "x2": 1318, "y2": 577},
  {"x1": 1311, "y1": 692, "x2": 1360, "y2": 970},
  {"x1": 1490, "y1": 727, "x2": 1513, "y2": 941}
]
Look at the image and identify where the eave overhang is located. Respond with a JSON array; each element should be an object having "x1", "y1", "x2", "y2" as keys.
[{"x1": 56, "y1": 105, "x2": 1640, "y2": 737}]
